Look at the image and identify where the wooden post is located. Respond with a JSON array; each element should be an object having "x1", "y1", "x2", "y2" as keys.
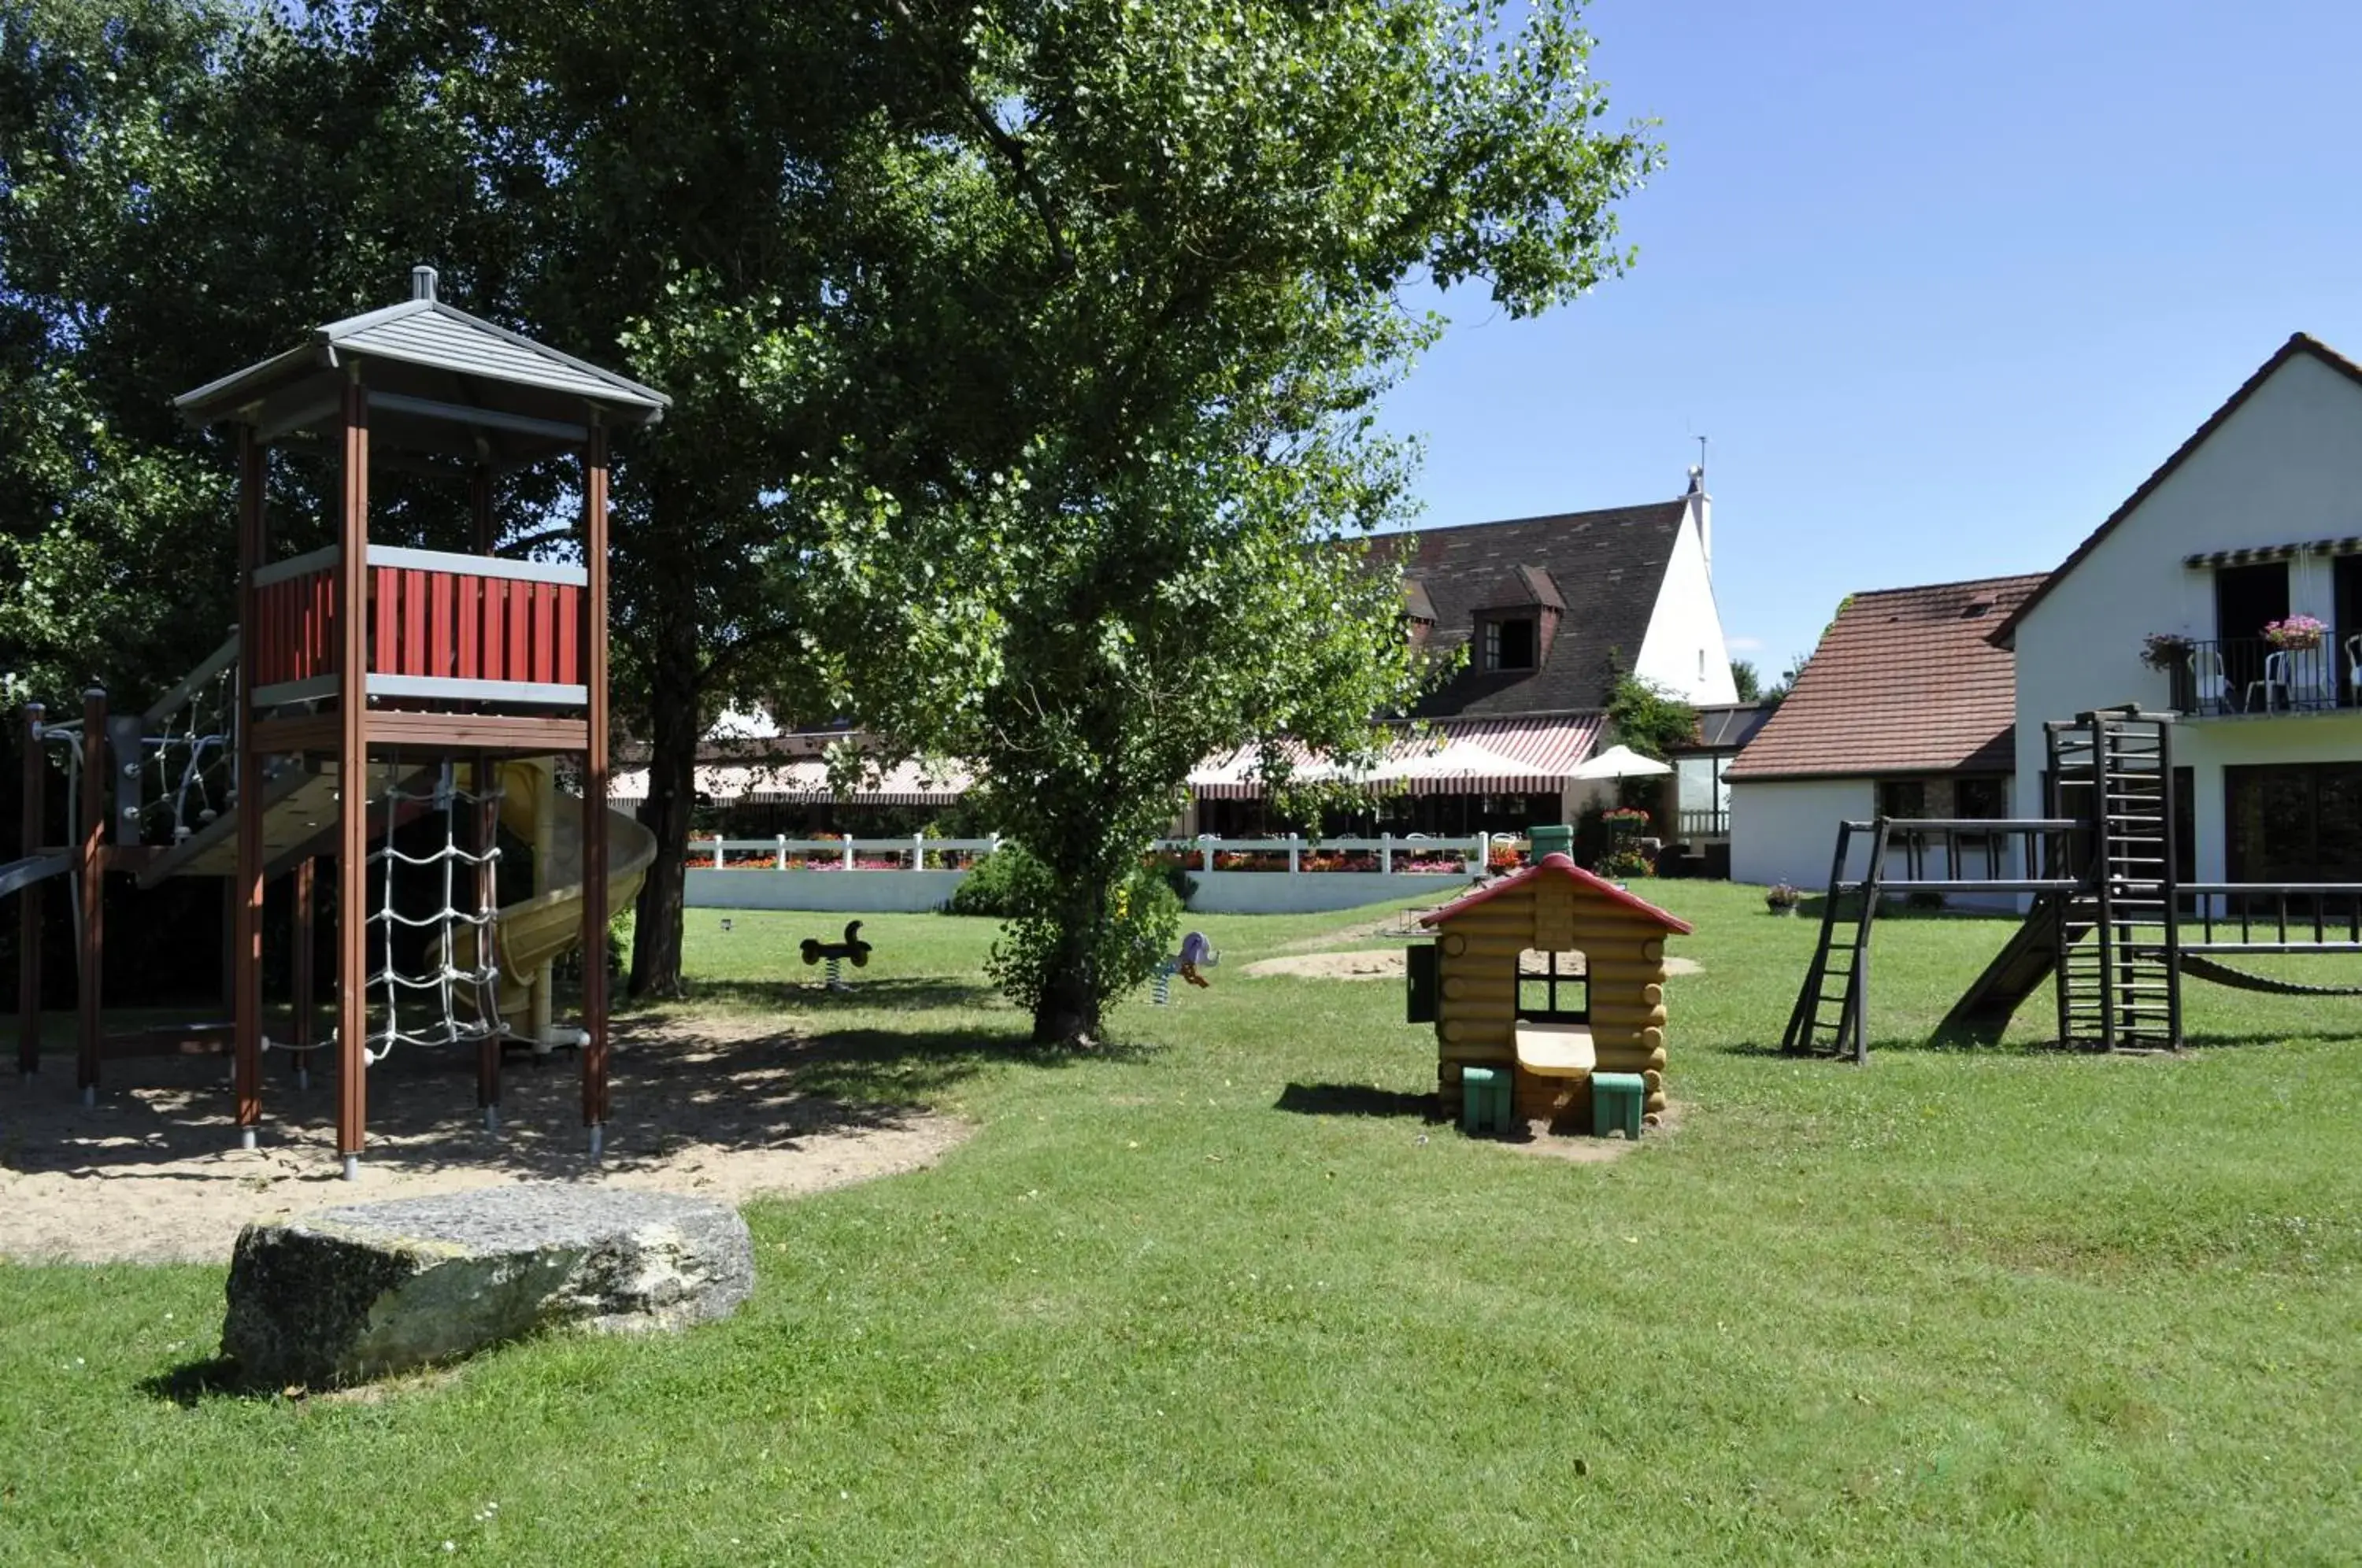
[
  {"x1": 530, "y1": 758, "x2": 555, "y2": 1049},
  {"x1": 291, "y1": 856, "x2": 315, "y2": 1075},
  {"x1": 470, "y1": 468, "x2": 502, "y2": 1119},
  {"x1": 581, "y1": 420, "x2": 611, "y2": 1146},
  {"x1": 76, "y1": 686, "x2": 104, "y2": 1100},
  {"x1": 17, "y1": 701, "x2": 44, "y2": 1079},
  {"x1": 335, "y1": 372, "x2": 370, "y2": 1173},
  {"x1": 220, "y1": 877, "x2": 237, "y2": 1014},
  {"x1": 233, "y1": 423, "x2": 265, "y2": 1137}
]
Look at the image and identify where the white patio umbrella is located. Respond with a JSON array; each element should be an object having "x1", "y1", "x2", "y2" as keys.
[{"x1": 1568, "y1": 743, "x2": 1672, "y2": 781}]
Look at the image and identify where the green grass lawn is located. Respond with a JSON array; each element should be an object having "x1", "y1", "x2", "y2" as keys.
[{"x1": 4, "y1": 883, "x2": 2359, "y2": 1564}]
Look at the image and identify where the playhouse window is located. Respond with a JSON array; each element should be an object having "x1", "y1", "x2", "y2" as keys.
[{"x1": 1516, "y1": 949, "x2": 1589, "y2": 1023}]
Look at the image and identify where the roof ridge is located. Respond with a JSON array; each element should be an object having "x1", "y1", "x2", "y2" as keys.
[
  {"x1": 1846, "y1": 570, "x2": 2052, "y2": 598},
  {"x1": 1990, "y1": 331, "x2": 2362, "y2": 645},
  {"x1": 1397, "y1": 496, "x2": 1687, "y2": 540}
]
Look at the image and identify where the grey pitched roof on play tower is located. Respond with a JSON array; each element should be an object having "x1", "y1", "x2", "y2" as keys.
[{"x1": 173, "y1": 266, "x2": 668, "y2": 460}]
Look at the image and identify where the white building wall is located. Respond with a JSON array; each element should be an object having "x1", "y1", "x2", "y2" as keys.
[
  {"x1": 1731, "y1": 775, "x2": 2023, "y2": 904},
  {"x1": 2012, "y1": 351, "x2": 2362, "y2": 873},
  {"x1": 1632, "y1": 504, "x2": 1742, "y2": 705},
  {"x1": 1730, "y1": 778, "x2": 1872, "y2": 888}
]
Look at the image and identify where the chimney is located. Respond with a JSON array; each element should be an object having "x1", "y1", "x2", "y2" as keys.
[
  {"x1": 410, "y1": 264, "x2": 439, "y2": 302},
  {"x1": 1686, "y1": 463, "x2": 1711, "y2": 578}
]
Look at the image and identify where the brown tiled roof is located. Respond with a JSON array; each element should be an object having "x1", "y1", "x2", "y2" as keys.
[
  {"x1": 1400, "y1": 500, "x2": 1688, "y2": 716},
  {"x1": 1725, "y1": 574, "x2": 2048, "y2": 781},
  {"x1": 1990, "y1": 333, "x2": 2362, "y2": 647}
]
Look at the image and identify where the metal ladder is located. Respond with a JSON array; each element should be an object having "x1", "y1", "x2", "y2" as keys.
[{"x1": 1783, "y1": 818, "x2": 1890, "y2": 1062}]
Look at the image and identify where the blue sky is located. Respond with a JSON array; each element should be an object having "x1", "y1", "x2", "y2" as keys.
[{"x1": 1379, "y1": 0, "x2": 2362, "y2": 679}]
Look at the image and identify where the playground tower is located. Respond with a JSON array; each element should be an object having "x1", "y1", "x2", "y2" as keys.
[{"x1": 12, "y1": 266, "x2": 667, "y2": 1175}]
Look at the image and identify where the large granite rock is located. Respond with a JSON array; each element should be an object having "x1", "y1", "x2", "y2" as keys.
[{"x1": 222, "y1": 1185, "x2": 754, "y2": 1387}]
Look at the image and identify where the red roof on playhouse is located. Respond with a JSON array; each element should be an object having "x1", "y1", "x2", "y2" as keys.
[{"x1": 1419, "y1": 852, "x2": 1694, "y2": 934}]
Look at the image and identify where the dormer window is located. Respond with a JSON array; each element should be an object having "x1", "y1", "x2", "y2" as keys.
[{"x1": 1484, "y1": 616, "x2": 1538, "y2": 671}]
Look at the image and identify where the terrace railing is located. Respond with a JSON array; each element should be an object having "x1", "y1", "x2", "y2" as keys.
[
  {"x1": 700, "y1": 835, "x2": 999, "y2": 871},
  {"x1": 2168, "y1": 635, "x2": 2354, "y2": 717},
  {"x1": 1675, "y1": 807, "x2": 1730, "y2": 839},
  {"x1": 1152, "y1": 834, "x2": 1490, "y2": 875},
  {"x1": 692, "y1": 833, "x2": 1494, "y2": 876}
]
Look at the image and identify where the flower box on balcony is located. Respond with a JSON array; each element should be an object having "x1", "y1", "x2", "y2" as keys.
[{"x1": 2264, "y1": 615, "x2": 2327, "y2": 652}]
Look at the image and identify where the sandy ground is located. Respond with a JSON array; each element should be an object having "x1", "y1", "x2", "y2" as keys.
[
  {"x1": 0, "y1": 1015, "x2": 969, "y2": 1266},
  {"x1": 1245, "y1": 948, "x2": 1705, "y2": 982}
]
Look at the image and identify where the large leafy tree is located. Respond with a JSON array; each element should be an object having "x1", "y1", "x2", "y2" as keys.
[
  {"x1": 822, "y1": 0, "x2": 1660, "y2": 1041},
  {"x1": 1, "y1": 1, "x2": 531, "y2": 704},
  {"x1": 2, "y1": 2, "x2": 927, "y2": 997},
  {"x1": 384, "y1": 2, "x2": 941, "y2": 997}
]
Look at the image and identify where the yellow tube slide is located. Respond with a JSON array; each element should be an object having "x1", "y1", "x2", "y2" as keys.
[{"x1": 449, "y1": 760, "x2": 655, "y2": 1030}]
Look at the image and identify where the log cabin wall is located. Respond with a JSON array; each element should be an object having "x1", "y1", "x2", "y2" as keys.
[{"x1": 1431, "y1": 871, "x2": 1674, "y2": 1130}]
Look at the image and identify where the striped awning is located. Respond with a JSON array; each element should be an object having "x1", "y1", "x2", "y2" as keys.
[
  {"x1": 609, "y1": 757, "x2": 970, "y2": 806},
  {"x1": 1188, "y1": 714, "x2": 1601, "y2": 799},
  {"x1": 2184, "y1": 536, "x2": 2362, "y2": 568}
]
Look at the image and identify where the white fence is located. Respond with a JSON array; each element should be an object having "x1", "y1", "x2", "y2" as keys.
[{"x1": 682, "y1": 833, "x2": 1499, "y2": 915}]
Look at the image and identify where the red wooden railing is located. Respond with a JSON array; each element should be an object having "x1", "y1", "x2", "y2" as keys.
[{"x1": 252, "y1": 547, "x2": 583, "y2": 694}]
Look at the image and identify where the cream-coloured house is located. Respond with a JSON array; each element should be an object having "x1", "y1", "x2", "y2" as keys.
[{"x1": 1994, "y1": 333, "x2": 2362, "y2": 883}]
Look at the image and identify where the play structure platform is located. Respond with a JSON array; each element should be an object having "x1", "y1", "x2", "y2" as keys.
[
  {"x1": 5, "y1": 265, "x2": 668, "y2": 1173},
  {"x1": 1785, "y1": 706, "x2": 2362, "y2": 1060}
]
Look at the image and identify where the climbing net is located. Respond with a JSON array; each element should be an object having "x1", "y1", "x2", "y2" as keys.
[
  {"x1": 141, "y1": 643, "x2": 242, "y2": 843},
  {"x1": 357, "y1": 766, "x2": 505, "y2": 1064},
  {"x1": 28, "y1": 636, "x2": 242, "y2": 845}
]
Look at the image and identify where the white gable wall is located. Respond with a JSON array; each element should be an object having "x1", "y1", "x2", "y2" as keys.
[
  {"x1": 2012, "y1": 349, "x2": 2362, "y2": 877},
  {"x1": 1729, "y1": 777, "x2": 1873, "y2": 889},
  {"x1": 1632, "y1": 504, "x2": 1742, "y2": 705}
]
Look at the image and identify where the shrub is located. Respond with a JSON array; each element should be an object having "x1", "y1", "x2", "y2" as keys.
[
  {"x1": 1485, "y1": 839, "x2": 1522, "y2": 872},
  {"x1": 1764, "y1": 882, "x2": 1804, "y2": 910},
  {"x1": 946, "y1": 844, "x2": 1038, "y2": 917},
  {"x1": 984, "y1": 861, "x2": 1183, "y2": 1020},
  {"x1": 1143, "y1": 849, "x2": 1199, "y2": 905}
]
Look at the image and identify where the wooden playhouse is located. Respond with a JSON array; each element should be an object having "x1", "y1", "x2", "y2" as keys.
[{"x1": 1406, "y1": 852, "x2": 1691, "y2": 1133}]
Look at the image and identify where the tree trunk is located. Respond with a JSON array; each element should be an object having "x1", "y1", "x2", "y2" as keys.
[
  {"x1": 1029, "y1": 862, "x2": 1107, "y2": 1044},
  {"x1": 627, "y1": 703, "x2": 695, "y2": 999},
  {"x1": 1030, "y1": 960, "x2": 1098, "y2": 1044},
  {"x1": 626, "y1": 549, "x2": 703, "y2": 1000}
]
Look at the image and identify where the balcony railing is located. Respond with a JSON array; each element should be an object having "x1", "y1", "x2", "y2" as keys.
[
  {"x1": 2167, "y1": 636, "x2": 2356, "y2": 717},
  {"x1": 1675, "y1": 806, "x2": 1730, "y2": 839}
]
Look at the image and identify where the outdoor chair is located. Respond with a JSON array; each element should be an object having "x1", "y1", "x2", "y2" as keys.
[
  {"x1": 2188, "y1": 645, "x2": 2234, "y2": 714},
  {"x1": 2245, "y1": 649, "x2": 2293, "y2": 714}
]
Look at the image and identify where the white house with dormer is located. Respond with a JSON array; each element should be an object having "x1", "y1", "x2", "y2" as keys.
[{"x1": 1994, "y1": 333, "x2": 2362, "y2": 883}]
